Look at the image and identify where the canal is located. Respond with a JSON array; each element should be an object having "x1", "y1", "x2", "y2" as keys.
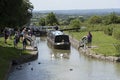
[{"x1": 8, "y1": 37, "x2": 120, "y2": 80}]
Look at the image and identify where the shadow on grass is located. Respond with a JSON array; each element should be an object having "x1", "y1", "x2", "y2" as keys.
[{"x1": 0, "y1": 46, "x2": 22, "y2": 61}]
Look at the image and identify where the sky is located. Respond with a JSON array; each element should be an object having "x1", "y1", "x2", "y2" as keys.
[{"x1": 30, "y1": 0, "x2": 120, "y2": 11}]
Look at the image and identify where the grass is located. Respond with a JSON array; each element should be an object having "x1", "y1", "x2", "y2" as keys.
[
  {"x1": 67, "y1": 31, "x2": 119, "y2": 56},
  {"x1": 0, "y1": 37, "x2": 30, "y2": 80}
]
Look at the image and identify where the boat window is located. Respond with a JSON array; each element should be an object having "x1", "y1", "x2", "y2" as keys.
[{"x1": 55, "y1": 35, "x2": 69, "y2": 42}]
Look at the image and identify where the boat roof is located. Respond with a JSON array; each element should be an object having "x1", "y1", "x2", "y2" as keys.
[{"x1": 51, "y1": 30, "x2": 64, "y2": 36}]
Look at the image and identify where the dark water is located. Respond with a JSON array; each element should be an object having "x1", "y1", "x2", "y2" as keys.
[{"x1": 8, "y1": 37, "x2": 120, "y2": 80}]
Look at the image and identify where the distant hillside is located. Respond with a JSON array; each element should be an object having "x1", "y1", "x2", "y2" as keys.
[{"x1": 33, "y1": 8, "x2": 120, "y2": 16}]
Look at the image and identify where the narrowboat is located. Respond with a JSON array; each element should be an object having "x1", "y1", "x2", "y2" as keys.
[{"x1": 47, "y1": 30, "x2": 70, "y2": 50}]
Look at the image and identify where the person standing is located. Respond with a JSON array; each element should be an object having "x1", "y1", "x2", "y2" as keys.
[
  {"x1": 87, "y1": 31, "x2": 92, "y2": 48},
  {"x1": 14, "y1": 31, "x2": 19, "y2": 48},
  {"x1": 22, "y1": 33, "x2": 27, "y2": 49},
  {"x1": 20, "y1": 27, "x2": 26, "y2": 42},
  {"x1": 3, "y1": 28, "x2": 9, "y2": 43}
]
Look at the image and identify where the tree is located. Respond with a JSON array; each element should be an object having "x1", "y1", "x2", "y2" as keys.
[
  {"x1": 103, "y1": 12, "x2": 119, "y2": 25},
  {"x1": 46, "y1": 12, "x2": 59, "y2": 26},
  {"x1": 39, "y1": 17, "x2": 45, "y2": 26},
  {"x1": 17, "y1": 0, "x2": 33, "y2": 27},
  {"x1": 0, "y1": 0, "x2": 33, "y2": 28},
  {"x1": 67, "y1": 17, "x2": 76, "y2": 24},
  {"x1": 88, "y1": 15, "x2": 102, "y2": 24},
  {"x1": 69, "y1": 19, "x2": 81, "y2": 31},
  {"x1": 60, "y1": 20, "x2": 69, "y2": 25}
]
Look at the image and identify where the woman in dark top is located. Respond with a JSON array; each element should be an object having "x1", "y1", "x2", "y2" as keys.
[
  {"x1": 4, "y1": 28, "x2": 9, "y2": 43},
  {"x1": 87, "y1": 31, "x2": 92, "y2": 48}
]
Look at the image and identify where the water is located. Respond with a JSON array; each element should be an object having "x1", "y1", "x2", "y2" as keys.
[{"x1": 8, "y1": 37, "x2": 120, "y2": 80}]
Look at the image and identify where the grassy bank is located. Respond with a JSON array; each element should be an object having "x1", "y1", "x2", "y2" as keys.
[
  {"x1": 67, "y1": 31, "x2": 119, "y2": 56},
  {"x1": 0, "y1": 37, "x2": 29, "y2": 80}
]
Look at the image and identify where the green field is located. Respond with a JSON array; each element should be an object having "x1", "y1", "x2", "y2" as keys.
[{"x1": 68, "y1": 31, "x2": 119, "y2": 56}]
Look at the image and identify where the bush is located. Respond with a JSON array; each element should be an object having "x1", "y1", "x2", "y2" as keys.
[
  {"x1": 69, "y1": 19, "x2": 81, "y2": 32},
  {"x1": 114, "y1": 42, "x2": 120, "y2": 56},
  {"x1": 113, "y1": 28, "x2": 120, "y2": 40},
  {"x1": 104, "y1": 26, "x2": 113, "y2": 36}
]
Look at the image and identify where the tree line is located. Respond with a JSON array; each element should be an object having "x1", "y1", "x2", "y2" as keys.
[{"x1": 37, "y1": 12, "x2": 120, "y2": 29}]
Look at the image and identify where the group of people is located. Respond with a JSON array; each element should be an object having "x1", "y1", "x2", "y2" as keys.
[
  {"x1": 78, "y1": 31, "x2": 92, "y2": 49},
  {"x1": 3, "y1": 27, "x2": 33, "y2": 49},
  {"x1": 14, "y1": 27, "x2": 33, "y2": 49}
]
